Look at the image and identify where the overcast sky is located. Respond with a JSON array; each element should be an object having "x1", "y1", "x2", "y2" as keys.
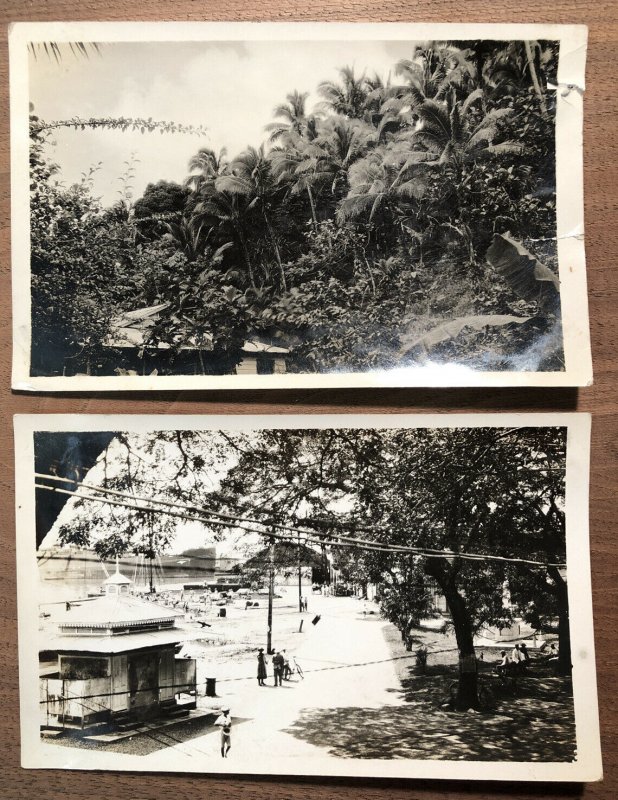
[{"x1": 30, "y1": 39, "x2": 414, "y2": 207}]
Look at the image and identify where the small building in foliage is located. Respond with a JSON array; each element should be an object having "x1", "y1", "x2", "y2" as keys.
[{"x1": 98, "y1": 303, "x2": 289, "y2": 377}]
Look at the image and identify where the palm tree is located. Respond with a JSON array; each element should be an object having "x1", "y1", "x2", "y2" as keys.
[
  {"x1": 360, "y1": 72, "x2": 401, "y2": 141},
  {"x1": 301, "y1": 117, "x2": 376, "y2": 198},
  {"x1": 337, "y1": 146, "x2": 426, "y2": 243},
  {"x1": 400, "y1": 93, "x2": 522, "y2": 263},
  {"x1": 485, "y1": 41, "x2": 551, "y2": 116},
  {"x1": 411, "y1": 93, "x2": 522, "y2": 167},
  {"x1": 28, "y1": 41, "x2": 101, "y2": 62},
  {"x1": 270, "y1": 136, "x2": 322, "y2": 233},
  {"x1": 194, "y1": 190, "x2": 257, "y2": 289},
  {"x1": 318, "y1": 66, "x2": 370, "y2": 119},
  {"x1": 216, "y1": 146, "x2": 287, "y2": 291},
  {"x1": 185, "y1": 147, "x2": 228, "y2": 193},
  {"x1": 163, "y1": 216, "x2": 219, "y2": 262},
  {"x1": 265, "y1": 90, "x2": 319, "y2": 144},
  {"x1": 379, "y1": 44, "x2": 476, "y2": 136}
]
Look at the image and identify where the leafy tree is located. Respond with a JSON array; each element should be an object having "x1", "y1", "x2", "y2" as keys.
[
  {"x1": 31, "y1": 39, "x2": 562, "y2": 376},
  {"x1": 133, "y1": 179, "x2": 190, "y2": 240},
  {"x1": 351, "y1": 427, "x2": 568, "y2": 703},
  {"x1": 50, "y1": 430, "x2": 234, "y2": 557},
  {"x1": 206, "y1": 425, "x2": 568, "y2": 708},
  {"x1": 29, "y1": 121, "x2": 136, "y2": 374},
  {"x1": 130, "y1": 240, "x2": 253, "y2": 373},
  {"x1": 45, "y1": 423, "x2": 569, "y2": 696}
]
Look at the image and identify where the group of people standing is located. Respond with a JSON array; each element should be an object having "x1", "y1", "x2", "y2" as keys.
[{"x1": 257, "y1": 647, "x2": 302, "y2": 686}]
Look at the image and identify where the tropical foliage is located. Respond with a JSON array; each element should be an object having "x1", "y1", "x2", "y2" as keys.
[{"x1": 29, "y1": 40, "x2": 561, "y2": 376}]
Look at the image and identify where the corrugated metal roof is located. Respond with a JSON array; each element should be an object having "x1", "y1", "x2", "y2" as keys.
[
  {"x1": 59, "y1": 595, "x2": 183, "y2": 629},
  {"x1": 241, "y1": 341, "x2": 289, "y2": 354},
  {"x1": 43, "y1": 626, "x2": 208, "y2": 654},
  {"x1": 119, "y1": 303, "x2": 169, "y2": 322}
]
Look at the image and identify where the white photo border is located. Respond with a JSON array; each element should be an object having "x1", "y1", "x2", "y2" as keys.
[{"x1": 10, "y1": 22, "x2": 591, "y2": 390}]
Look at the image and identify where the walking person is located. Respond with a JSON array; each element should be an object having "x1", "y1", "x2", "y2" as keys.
[
  {"x1": 272, "y1": 651, "x2": 284, "y2": 686},
  {"x1": 257, "y1": 648, "x2": 267, "y2": 686},
  {"x1": 215, "y1": 707, "x2": 232, "y2": 758}
]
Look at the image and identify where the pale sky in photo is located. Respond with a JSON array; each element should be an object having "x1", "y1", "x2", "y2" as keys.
[{"x1": 29, "y1": 39, "x2": 415, "y2": 207}]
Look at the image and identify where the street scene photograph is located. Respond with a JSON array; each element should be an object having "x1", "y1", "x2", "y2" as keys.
[
  {"x1": 10, "y1": 23, "x2": 591, "y2": 389},
  {"x1": 16, "y1": 415, "x2": 601, "y2": 779}
]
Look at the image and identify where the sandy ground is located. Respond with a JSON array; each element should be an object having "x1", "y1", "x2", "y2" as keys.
[{"x1": 42, "y1": 590, "x2": 576, "y2": 764}]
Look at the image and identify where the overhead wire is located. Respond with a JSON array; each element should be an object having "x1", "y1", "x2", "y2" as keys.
[{"x1": 35, "y1": 474, "x2": 566, "y2": 569}]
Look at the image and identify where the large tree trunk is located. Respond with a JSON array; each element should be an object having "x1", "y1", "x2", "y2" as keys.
[
  {"x1": 444, "y1": 584, "x2": 479, "y2": 709},
  {"x1": 426, "y1": 561, "x2": 479, "y2": 709},
  {"x1": 548, "y1": 565, "x2": 572, "y2": 674},
  {"x1": 306, "y1": 185, "x2": 319, "y2": 234},
  {"x1": 524, "y1": 40, "x2": 548, "y2": 117}
]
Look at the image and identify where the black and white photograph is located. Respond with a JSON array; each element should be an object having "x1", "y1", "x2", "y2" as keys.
[
  {"x1": 15, "y1": 414, "x2": 601, "y2": 780},
  {"x1": 10, "y1": 22, "x2": 591, "y2": 390}
]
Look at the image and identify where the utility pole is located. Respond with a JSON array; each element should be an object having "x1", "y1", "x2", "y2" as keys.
[
  {"x1": 321, "y1": 542, "x2": 329, "y2": 594},
  {"x1": 148, "y1": 512, "x2": 155, "y2": 594},
  {"x1": 297, "y1": 531, "x2": 302, "y2": 612},
  {"x1": 267, "y1": 537, "x2": 275, "y2": 654}
]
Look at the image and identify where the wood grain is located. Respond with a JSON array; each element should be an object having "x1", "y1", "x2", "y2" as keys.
[{"x1": 0, "y1": 3, "x2": 616, "y2": 798}]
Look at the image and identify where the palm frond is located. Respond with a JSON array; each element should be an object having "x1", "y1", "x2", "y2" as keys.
[
  {"x1": 461, "y1": 87, "x2": 485, "y2": 115},
  {"x1": 336, "y1": 193, "x2": 375, "y2": 223},
  {"x1": 215, "y1": 174, "x2": 251, "y2": 195},
  {"x1": 416, "y1": 100, "x2": 451, "y2": 143}
]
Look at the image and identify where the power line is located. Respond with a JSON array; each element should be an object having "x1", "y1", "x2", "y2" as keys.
[{"x1": 35, "y1": 475, "x2": 566, "y2": 569}]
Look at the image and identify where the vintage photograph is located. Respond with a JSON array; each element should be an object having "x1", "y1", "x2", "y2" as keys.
[
  {"x1": 10, "y1": 23, "x2": 591, "y2": 390},
  {"x1": 15, "y1": 414, "x2": 601, "y2": 780}
]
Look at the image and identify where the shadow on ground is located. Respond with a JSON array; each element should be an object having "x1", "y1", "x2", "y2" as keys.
[
  {"x1": 282, "y1": 626, "x2": 576, "y2": 762},
  {"x1": 283, "y1": 689, "x2": 576, "y2": 762}
]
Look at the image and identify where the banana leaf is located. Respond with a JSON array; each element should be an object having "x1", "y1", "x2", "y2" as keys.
[
  {"x1": 486, "y1": 233, "x2": 559, "y2": 305},
  {"x1": 401, "y1": 314, "x2": 532, "y2": 354}
]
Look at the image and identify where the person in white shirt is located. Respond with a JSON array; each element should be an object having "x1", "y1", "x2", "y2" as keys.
[
  {"x1": 215, "y1": 708, "x2": 232, "y2": 757},
  {"x1": 511, "y1": 643, "x2": 526, "y2": 672}
]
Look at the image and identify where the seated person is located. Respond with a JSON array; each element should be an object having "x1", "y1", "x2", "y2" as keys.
[{"x1": 496, "y1": 650, "x2": 511, "y2": 677}]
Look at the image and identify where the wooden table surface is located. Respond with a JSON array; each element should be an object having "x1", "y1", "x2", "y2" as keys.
[{"x1": 0, "y1": 2, "x2": 616, "y2": 798}]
